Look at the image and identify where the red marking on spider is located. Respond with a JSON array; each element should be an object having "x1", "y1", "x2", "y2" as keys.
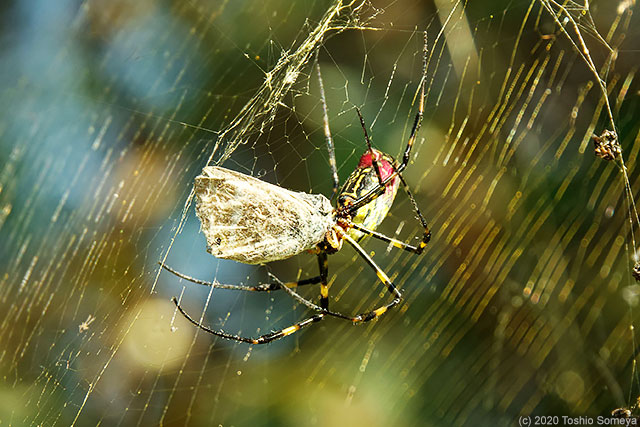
[{"x1": 357, "y1": 149, "x2": 398, "y2": 190}]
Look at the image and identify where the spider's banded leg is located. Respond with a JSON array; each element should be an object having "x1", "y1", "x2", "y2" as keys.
[
  {"x1": 397, "y1": 173, "x2": 431, "y2": 253},
  {"x1": 175, "y1": 269, "x2": 350, "y2": 344},
  {"x1": 172, "y1": 297, "x2": 324, "y2": 344},
  {"x1": 341, "y1": 233, "x2": 402, "y2": 323},
  {"x1": 348, "y1": 222, "x2": 428, "y2": 254},
  {"x1": 268, "y1": 272, "x2": 345, "y2": 318},
  {"x1": 346, "y1": 181, "x2": 387, "y2": 216},
  {"x1": 346, "y1": 34, "x2": 428, "y2": 216},
  {"x1": 316, "y1": 61, "x2": 340, "y2": 200},
  {"x1": 160, "y1": 262, "x2": 322, "y2": 292},
  {"x1": 317, "y1": 253, "x2": 330, "y2": 309},
  {"x1": 267, "y1": 272, "x2": 355, "y2": 321},
  {"x1": 346, "y1": 79, "x2": 425, "y2": 216},
  {"x1": 397, "y1": 82, "x2": 424, "y2": 173},
  {"x1": 349, "y1": 173, "x2": 433, "y2": 254},
  {"x1": 269, "y1": 267, "x2": 398, "y2": 324},
  {"x1": 355, "y1": 108, "x2": 384, "y2": 186},
  {"x1": 397, "y1": 33, "x2": 427, "y2": 173}
]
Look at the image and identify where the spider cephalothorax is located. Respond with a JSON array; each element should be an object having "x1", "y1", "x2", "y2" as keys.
[{"x1": 317, "y1": 148, "x2": 401, "y2": 255}]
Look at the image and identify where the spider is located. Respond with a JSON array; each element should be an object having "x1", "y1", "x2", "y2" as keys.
[
  {"x1": 592, "y1": 129, "x2": 620, "y2": 161},
  {"x1": 161, "y1": 34, "x2": 431, "y2": 344}
]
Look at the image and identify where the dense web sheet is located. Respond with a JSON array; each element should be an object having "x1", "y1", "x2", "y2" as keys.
[{"x1": 2, "y1": 0, "x2": 640, "y2": 425}]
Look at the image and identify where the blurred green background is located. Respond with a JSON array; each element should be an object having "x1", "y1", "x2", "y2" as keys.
[{"x1": 1, "y1": 0, "x2": 640, "y2": 425}]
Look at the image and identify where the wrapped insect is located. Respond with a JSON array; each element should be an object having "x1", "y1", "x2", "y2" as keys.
[{"x1": 195, "y1": 166, "x2": 334, "y2": 265}]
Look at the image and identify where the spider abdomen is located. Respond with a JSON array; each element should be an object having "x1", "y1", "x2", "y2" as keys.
[{"x1": 338, "y1": 149, "x2": 400, "y2": 240}]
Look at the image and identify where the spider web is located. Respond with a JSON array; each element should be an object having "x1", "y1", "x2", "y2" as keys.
[{"x1": 1, "y1": 0, "x2": 640, "y2": 425}]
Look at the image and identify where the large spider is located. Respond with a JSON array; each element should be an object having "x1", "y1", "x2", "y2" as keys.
[{"x1": 161, "y1": 34, "x2": 431, "y2": 344}]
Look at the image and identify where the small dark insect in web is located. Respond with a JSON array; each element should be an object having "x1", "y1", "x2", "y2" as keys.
[
  {"x1": 592, "y1": 129, "x2": 620, "y2": 161},
  {"x1": 161, "y1": 33, "x2": 431, "y2": 344},
  {"x1": 611, "y1": 408, "x2": 632, "y2": 418},
  {"x1": 633, "y1": 261, "x2": 640, "y2": 282},
  {"x1": 611, "y1": 396, "x2": 640, "y2": 419}
]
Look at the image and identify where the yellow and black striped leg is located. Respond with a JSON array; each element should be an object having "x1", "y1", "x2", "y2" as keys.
[
  {"x1": 269, "y1": 263, "x2": 399, "y2": 325},
  {"x1": 315, "y1": 58, "x2": 340, "y2": 200},
  {"x1": 398, "y1": 31, "x2": 427, "y2": 173},
  {"x1": 346, "y1": 77, "x2": 423, "y2": 215},
  {"x1": 397, "y1": 76, "x2": 424, "y2": 174},
  {"x1": 254, "y1": 314, "x2": 325, "y2": 343},
  {"x1": 346, "y1": 176, "x2": 431, "y2": 255},
  {"x1": 345, "y1": 33, "x2": 428, "y2": 216},
  {"x1": 267, "y1": 272, "x2": 358, "y2": 322},
  {"x1": 348, "y1": 222, "x2": 427, "y2": 254},
  {"x1": 172, "y1": 297, "x2": 324, "y2": 344},
  {"x1": 397, "y1": 173, "x2": 431, "y2": 253},
  {"x1": 355, "y1": 107, "x2": 384, "y2": 187},
  {"x1": 317, "y1": 253, "x2": 329, "y2": 309},
  {"x1": 341, "y1": 234, "x2": 403, "y2": 323},
  {"x1": 160, "y1": 262, "x2": 322, "y2": 292}
]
